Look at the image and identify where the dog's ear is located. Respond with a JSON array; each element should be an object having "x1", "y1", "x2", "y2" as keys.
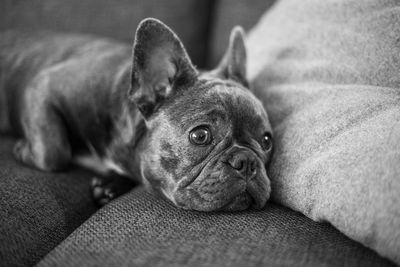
[
  {"x1": 129, "y1": 18, "x2": 197, "y2": 118},
  {"x1": 214, "y1": 26, "x2": 248, "y2": 87}
]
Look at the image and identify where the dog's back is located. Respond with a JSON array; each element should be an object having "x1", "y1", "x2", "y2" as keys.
[{"x1": 0, "y1": 31, "x2": 130, "y2": 135}]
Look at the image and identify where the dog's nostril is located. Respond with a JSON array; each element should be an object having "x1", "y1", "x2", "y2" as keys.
[
  {"x1": 250, "y1": 161, "x2": 256, "y2": 171},
  {"x1": 236, "y1": 160, "x2": 244, "y2": 171},
  {"x1": 228, "y1": 156, "x2": 245, "y2": 171}
]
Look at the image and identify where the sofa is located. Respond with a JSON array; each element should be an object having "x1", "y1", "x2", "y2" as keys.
[{"x1": 0, "y1": 0, "x2": 399, "y2": 266}]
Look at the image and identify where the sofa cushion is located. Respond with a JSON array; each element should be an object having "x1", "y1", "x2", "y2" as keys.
[
  {"x1": 37, "y1": 187, "x2": 394, "y2": 267},
  {"x1": 0, "y1": 0, "x2": 212, "y2": 67},
  {"x1": 0, "y1": 136, "x2": 98, "y2": 267},
  {"x1": 247, "y1": 0, "x2": 400, "y2": 264}
]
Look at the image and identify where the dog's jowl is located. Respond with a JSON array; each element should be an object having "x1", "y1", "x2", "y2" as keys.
[{"x1": 0, "y1": 18, "x2": 273, "y2": 211}]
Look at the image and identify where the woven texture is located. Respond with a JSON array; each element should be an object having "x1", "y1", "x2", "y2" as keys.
[
  {"x1": 37, "y1": 187, "x2": 395, "y2": 267},
  {"x1": 0, "y1": 0, "x2": 212, "y2": 67},
  {"x1": 247, "y1": 0, "x2": 400, "y2": 264},
  {"x1": 0, "y1": 136, "x2": 98, "y2": 267}
]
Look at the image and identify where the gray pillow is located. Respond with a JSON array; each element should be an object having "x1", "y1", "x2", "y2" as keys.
[{"x1": 247, "y1": 0, "x2": 400, "y2": 264}]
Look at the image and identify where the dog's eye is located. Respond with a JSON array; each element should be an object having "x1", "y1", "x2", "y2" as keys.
[
  {"x1": 261, "y1": 133, "x2": 273, "y2": 151},
  {"x1": 189, "y1": 126, "x2": 212, "y2": 146}
]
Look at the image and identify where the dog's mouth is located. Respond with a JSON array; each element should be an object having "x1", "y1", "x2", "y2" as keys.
[{"x1": 171, "y1": 155, "x2": 271, "y2": 212}]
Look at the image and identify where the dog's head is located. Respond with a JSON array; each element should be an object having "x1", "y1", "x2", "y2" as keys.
[{"x1": 130, "y1": 18, "x2": 272, "y2": 211}]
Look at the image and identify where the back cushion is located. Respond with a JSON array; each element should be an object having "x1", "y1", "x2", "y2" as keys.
[
  {"x1": 247, "y1": 0, "x2": 400, "y2": 264},
  {"x1": 208, "y1": 0, "x2": 275, "y2": 67},
  {"x1": 0, "y1": 0, "x2": 212, "y2": 67}
]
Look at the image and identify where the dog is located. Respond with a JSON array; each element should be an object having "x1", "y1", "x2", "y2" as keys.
[{"x1": 0, "y1": 18, "x2": 273, "y2": 211}]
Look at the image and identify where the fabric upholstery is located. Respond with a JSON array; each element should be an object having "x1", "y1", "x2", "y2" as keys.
[
  {"x1": 37, "y1": 187, "x2": 395, "y2": 267},
  {"x1": 247, "y1": 0, "x2": 400, "y2": 264},
  {"x1": 0, "y1": 0, "x2": 212, "y2": 67},
  {"x1": 208, "y1": 0, "x2": 276, "y2": 67},
  {"x1": 0, "y1": 136, "x2": 98, "y2": 267}
]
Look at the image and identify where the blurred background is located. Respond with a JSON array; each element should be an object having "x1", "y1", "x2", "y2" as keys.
[{"x1": 0, "y1": 0, "x2": 275, "y2": 68}]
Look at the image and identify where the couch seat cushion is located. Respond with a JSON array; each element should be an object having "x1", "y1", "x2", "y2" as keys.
[
  {"x1": 37, "y1": 187, "x2": 394, "y2": 267},
  {"x1": 0, "y1": 136, "x2": 98, "y2": 267}
]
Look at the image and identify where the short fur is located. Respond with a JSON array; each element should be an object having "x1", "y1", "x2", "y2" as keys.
[{"x1": 0, "y1": 19, "x2": 273, "y2": 211}]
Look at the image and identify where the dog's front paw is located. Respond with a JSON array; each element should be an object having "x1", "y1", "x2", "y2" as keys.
[
  {"x1": 90, "y1": 175, "x2": 136, "y2": 207},
  {"x1": 13, "y1": 140, "x2": 32, "y2": 165},
  {"x1": 91, "y1": 177, "x2": 117, "y2": 206}
]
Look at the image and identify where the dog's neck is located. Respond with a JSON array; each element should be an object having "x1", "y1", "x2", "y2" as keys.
[{"x1": 104, "y1": 61, "x2": 148, "y2": 178}]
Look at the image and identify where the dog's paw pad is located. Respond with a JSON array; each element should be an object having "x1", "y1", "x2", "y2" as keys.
[
  {"x1": 91, "y1": 177, "x2": 118, "y2": 206},
  {"x1": 91, "y1": 176, "x2": 104, "y2": 188},
  {"x1": 103, "y1": 188, "x2": 116, "y2": 199},
  {"x1": 92, "y1": 186, "x2": 104, "y2": 199},
  {"x1": 92, "y1": 186, "x2": 117, "y2": 206}
]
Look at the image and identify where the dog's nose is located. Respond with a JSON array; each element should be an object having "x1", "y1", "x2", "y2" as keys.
[{"x1": 227, "y1": 151, "x2": 257, "y2": 179}]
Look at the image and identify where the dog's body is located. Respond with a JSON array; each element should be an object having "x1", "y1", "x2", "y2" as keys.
[
  {"x1": 0, "y1": 31, "x2": 136, "y2": 172},
  {"x1": 0, "y1": 19, "x2": 273, "y2": 211}
]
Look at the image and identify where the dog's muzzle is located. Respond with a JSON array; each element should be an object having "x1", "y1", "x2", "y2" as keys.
[{"x1": 172, "y1": 146, "x2": 271, "y2": 211}]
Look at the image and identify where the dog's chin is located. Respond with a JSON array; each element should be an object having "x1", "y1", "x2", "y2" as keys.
[
  {"x1": 173, "y1": 185, "x2": 251, "y2": 212},
  {"x1": 172, "y1": 164, "x2": 270, "y2": 212},
  {"x1": 173, "y1": 181, "x2": 260, "y2": 212},
  {"x1": 219, "y1": 191, "x2": 254, "y2": 211}
]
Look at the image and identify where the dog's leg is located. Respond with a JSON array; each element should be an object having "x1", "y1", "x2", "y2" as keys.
[
  {"x1": 13, "y1": 117, "x2": 71, "y2": 172},
  {"x1": 13, "y1": 85, "x2": 71, "y2": 171},
  {"x1": 72, "y1": 154, "x2": 137, "y2": 206}
]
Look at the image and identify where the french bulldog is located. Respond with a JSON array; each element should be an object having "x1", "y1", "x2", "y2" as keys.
[{"x1": 0, "y1": 18, "x2": 273, "y2": 211}]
